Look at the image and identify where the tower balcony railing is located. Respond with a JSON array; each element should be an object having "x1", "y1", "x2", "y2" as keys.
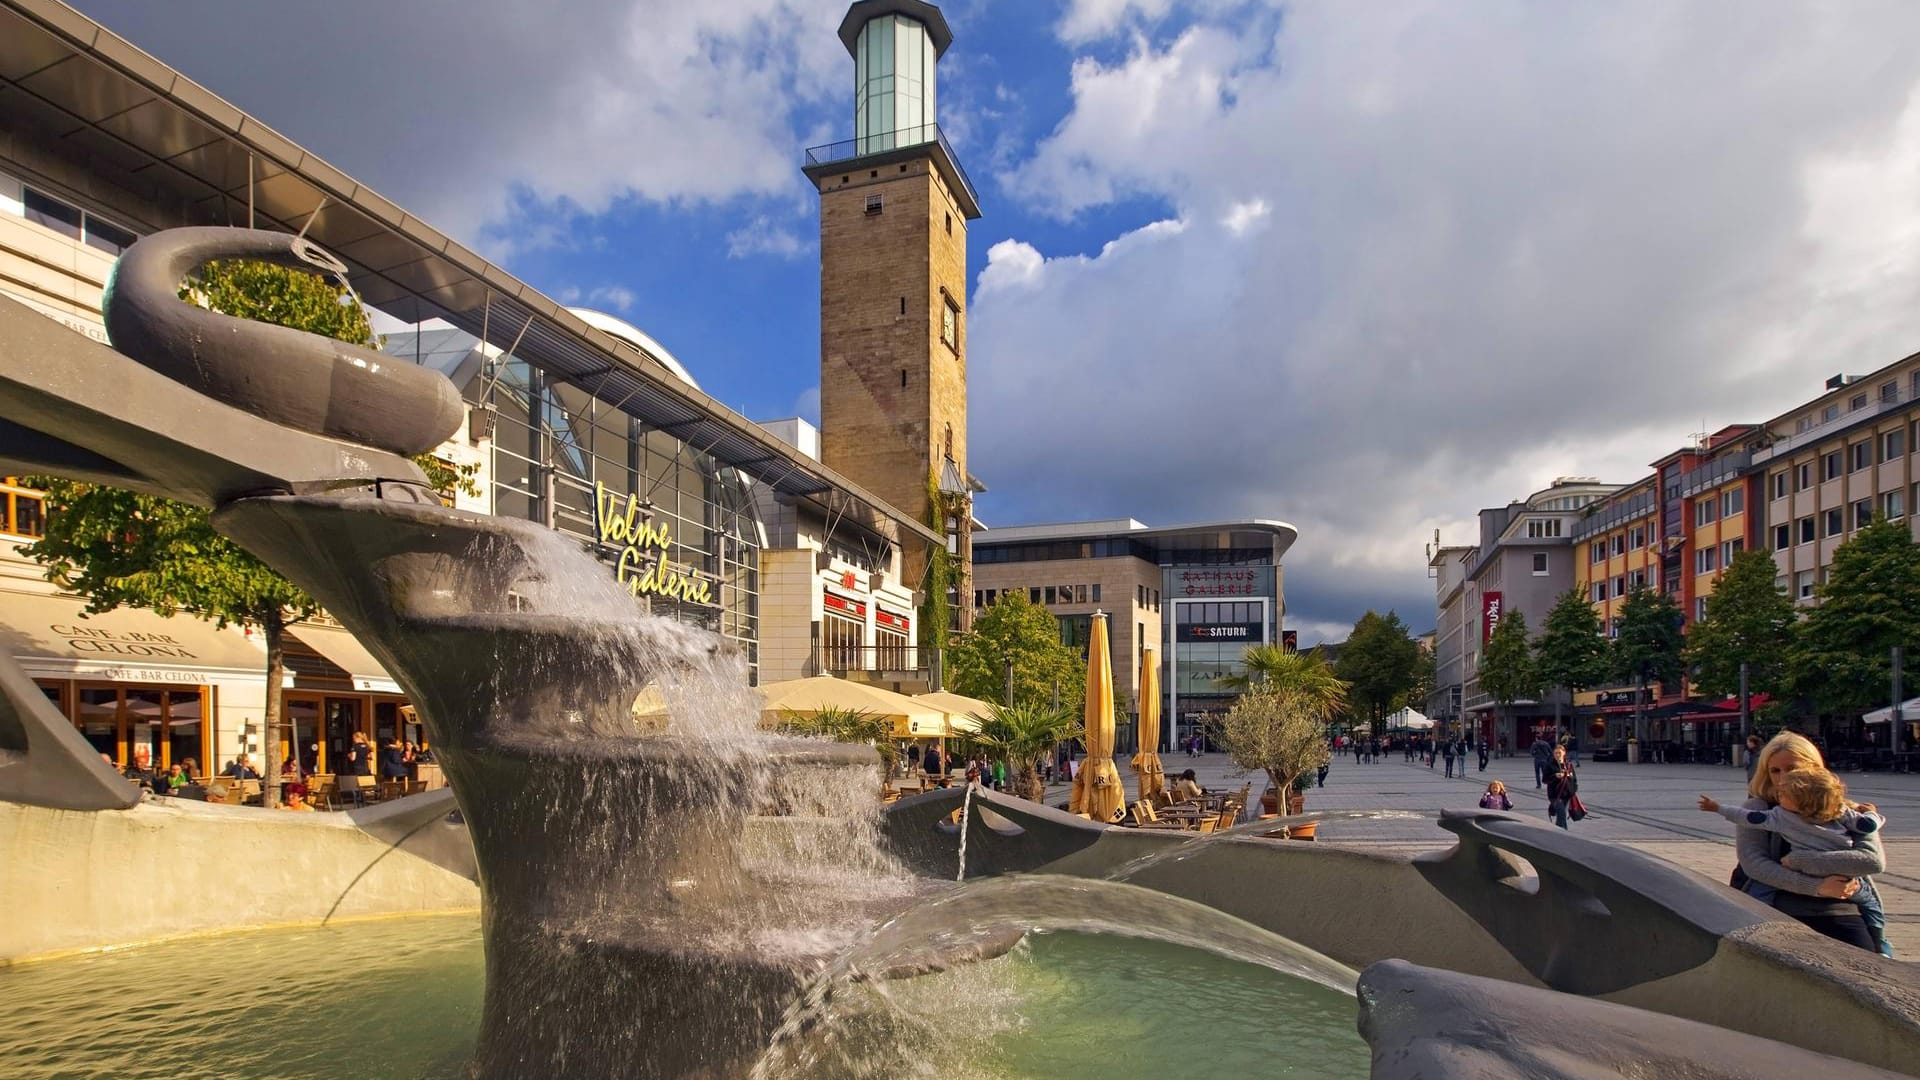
[{"x1": 803, "y1": 123, "x2": 979, "y2": 209}]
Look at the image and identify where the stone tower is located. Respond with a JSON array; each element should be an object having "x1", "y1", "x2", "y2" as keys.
[{"x1": 805, "y1": 0, "x2": 981, "y2": 635}]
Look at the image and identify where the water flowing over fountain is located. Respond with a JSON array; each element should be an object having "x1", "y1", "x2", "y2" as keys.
[
  {"x1": 5, "y1": 225, "x2": 1920, "y2": 1080},
  {"x1": 0, "y1": 227, "x2": 1015, "y2": 1079}
]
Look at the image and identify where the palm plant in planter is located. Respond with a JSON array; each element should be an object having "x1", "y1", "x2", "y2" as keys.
[{"x1": 966, "y1": 701, "x2": 1083, "y2": 802}]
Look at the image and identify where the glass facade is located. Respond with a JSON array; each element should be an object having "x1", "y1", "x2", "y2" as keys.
[
  {"x1": 392, "y1": 329, "x2": 763, "y2": 674},
  {"x1": 854, "y1": 13, "x2": 937, "y2": 152},
  {"x1": 1164, "y1": 559, "x2": 1281, "y2": 748}
]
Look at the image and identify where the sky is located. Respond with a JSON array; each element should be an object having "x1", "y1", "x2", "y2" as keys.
[{"x1": 69, "y1": 0, "x2": 1920, "y2": 645}]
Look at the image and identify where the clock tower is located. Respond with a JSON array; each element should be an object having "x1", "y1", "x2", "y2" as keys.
[{"x1": 805, "y1": 0, "x2": 981, "y2": 637}]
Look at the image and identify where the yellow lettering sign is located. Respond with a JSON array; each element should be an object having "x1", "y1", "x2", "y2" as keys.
[{"x1": 594, "y1": 482, "x2": 715, "y2": 606}]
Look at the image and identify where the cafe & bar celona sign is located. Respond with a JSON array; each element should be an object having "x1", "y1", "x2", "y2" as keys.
[{"x1": 592, "y1": 483, "x2": 715, "y2": 606}]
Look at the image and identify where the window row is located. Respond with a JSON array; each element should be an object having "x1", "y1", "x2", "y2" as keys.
[
  {"x1": 1693, "y1": 487, "x2": 1744, "y2": 527},
  {"x1": 1525, "y1": 517, "x2": 1562, "y2": 538},
  {"x1": 976, "y1": 583, "x2": 1105, "y2": 609},
  {"x1": 1137, "y1": 584, "x2": 1161, "y2": 611},
  {"x1": 1772, "y1": 426, "x2": 1916, "y2": 500},
  {"x1": 1175, "y1": 601, "x2": 1265, "y2": 625},
  {"x1": 1692, "y1": 538, "x2": 1744, "y2": 576},
  {"x1": 14, "y1": 185, "x2": 138, "y2": 256},
  {"x1": 1587, "y1": 525, "x2": 1650, "y2": 563},
  {"x1": 1770, "y1": 491, "x2": 1908, "y2": 550},
  {"x1": 1588, "y1": 569, "x2": 1652, "y2": 603}
]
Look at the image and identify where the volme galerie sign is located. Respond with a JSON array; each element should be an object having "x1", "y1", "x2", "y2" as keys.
[{"x1": 592, "y1": 482, "x2": 715, "y2": 606}]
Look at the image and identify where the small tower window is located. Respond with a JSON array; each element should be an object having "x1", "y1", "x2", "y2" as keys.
[
  {"x1": 865, "y1": 193, "x2": 884, "y2": 215},
  {"x1": 945, "y1": 212, "x2": 952, "y2": 235},
  {"x1": 901, "y1": 369, "x2": 908, "y2": 388}
]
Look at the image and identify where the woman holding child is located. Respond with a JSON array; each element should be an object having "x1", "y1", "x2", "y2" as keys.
[{"x1": 1703, "y1": 732, "x2": 1887, "y2": 955}]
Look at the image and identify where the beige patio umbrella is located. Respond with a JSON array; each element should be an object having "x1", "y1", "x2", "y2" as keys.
[
  {"x1": 1069, "y1": 612, "x2": 1126, "y2": 822},
  {"x1": 758, "y1": 675, "x2": 949, "y2": 739},
  {"x1": 915, "y1": 690, "x2": 995, "y2": 737},
  {"x1": 1130, "y1": 646, "x2": 1166, "y2": 802}
]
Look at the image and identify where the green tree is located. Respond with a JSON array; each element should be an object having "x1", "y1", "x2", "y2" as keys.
[
  {"x1": 24, "y1": 259, "x2": 473, "y2": 806},
  {"x1": 964, "y1": 701, "x2": 1083, "y2": 801},
  {"x1": 1787, "y1": 518, "x2": 1920, "y2": 717},
  {"x1": 1534, "y1": 588, "x2": 1609, "y2": 731},
  {"x1": 1403, "y1": 647, "x2": 1437, "y2": 716},
  {"x1": 1333, "y1": 610, "x2": 1421, "y2": 729},
  {"x1": 1213, "y1": 688, "x2": 1334, "y2": 807},
  {"x1": 946, "y1": 592, "x2": 1085, "y2": 711},
  {"x1": 1612, "y1": 586, "x2": 1687, "y2": 741},
  {"x1": 1477, "y1": 609, "x2": 1541, "y2": 739},
  {"x1": 1685, "y1": 550, "x2": 1798, "y2": 705}
]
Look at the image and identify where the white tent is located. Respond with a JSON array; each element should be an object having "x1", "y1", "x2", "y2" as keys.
[
  {"x1": 1386, "y1": 706, "x2": 1435, "y2": 730},
  {"x1": 1861, "y1": 697, "x2": 1920, "y2": 725}
]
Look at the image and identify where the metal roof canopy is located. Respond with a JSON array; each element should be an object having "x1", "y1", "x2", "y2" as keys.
[{"x1": 0, "y1": 0, "x2": 938, "y2": 552}]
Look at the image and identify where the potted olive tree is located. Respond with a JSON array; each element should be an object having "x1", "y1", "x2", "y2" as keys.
[{"x1": 1214, "y1": 689, "x2": 1334, "y2": 839}]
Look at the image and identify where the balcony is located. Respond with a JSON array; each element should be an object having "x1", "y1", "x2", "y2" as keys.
[
  {"x1": 809, "y1": 644, "x2": 930, "y2": 688},
  {"x1": 1752, "y1": 382, "x2": 1917, "y2": 464},
  {"x1": 1677, "y1": 450, "x2": 1752, "y2": 498},
  {"x1": 803, "y1": 123, "x2": 980, "y2": 216},
  {"x1": 1570, "y1": 489, "x2": 1658, "y2": 540},
  {"x1": 1, "y1": 478, "x2": 45, "y2": 540}
]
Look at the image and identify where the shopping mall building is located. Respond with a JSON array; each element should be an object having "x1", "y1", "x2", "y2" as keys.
[
  {"x1": 0, "y1": 0, "x2": 936, "y2": 773},
  {"x1": 970, "y1": 518, "x2": 1297, "y2": 752}
]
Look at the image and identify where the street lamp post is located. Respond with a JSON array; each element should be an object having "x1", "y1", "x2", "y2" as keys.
[{"x1": 1893, "y1": 646, "x2": 1904, "y2": 758}]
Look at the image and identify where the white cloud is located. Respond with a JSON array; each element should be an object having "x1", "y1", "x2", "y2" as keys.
[
  {"x1": 726, "y1": 215, "x2": 810, "y2": 260},
  {"x1": 71, "y1": 0, "x2": 851, "y2": 246},
  {"x1": 588, "y1": 285, "x2": 639, "y2": 311},
  {"x1": 974, "y1": 0, "x2": 1920, "y2": 635},
  {"x1": 793, "y1": 385, "x2": 821, "y2": 425}
]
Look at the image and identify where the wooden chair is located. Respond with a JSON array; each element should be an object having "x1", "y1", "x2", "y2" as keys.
[{"x1": 1130, "y1": 800, "x2": 1186, "y2": 830}]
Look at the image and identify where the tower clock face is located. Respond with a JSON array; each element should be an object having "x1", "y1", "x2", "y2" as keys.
[{"x1": 942, "y1": 301, "x2": 956, "y2": 347}]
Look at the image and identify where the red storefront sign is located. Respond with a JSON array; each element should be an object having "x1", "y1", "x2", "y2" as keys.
[
  {"x1": 824, "y1": 592, "x2": 867, "y2": 619},
  {"x1": 1177, "y1": 569, "x2": 1259, "y2": 597},
  {"x1": 875, "y1": 608, "x2": 911, "y2": 633},
  {"x1": 1482, "y1": 592, "x2": 1503, "y2": 643}
]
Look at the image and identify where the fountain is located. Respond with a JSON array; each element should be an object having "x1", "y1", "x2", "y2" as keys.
[{"x1": 2, "y1": 225, "x2": 1918, "y2": 1079}]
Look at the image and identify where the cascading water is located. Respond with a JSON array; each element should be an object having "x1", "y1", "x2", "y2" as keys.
[{"x1": 955, "y1": 781, "x2": 975, "y2": 882}]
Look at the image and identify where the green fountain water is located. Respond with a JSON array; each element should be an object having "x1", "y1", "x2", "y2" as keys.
[{"x1": 0, "y1": 915, "x2": 1367, "y2": 1079}]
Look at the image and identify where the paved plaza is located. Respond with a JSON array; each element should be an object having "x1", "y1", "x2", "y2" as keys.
[{"x1": 1048, "y1": 750, "x2": 1920, "y2": 957}]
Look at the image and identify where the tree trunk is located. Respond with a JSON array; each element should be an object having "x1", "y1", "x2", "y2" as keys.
[
  {"x1": 1633, "y1": 673, "x2": 1647, "y2": 746},
  {"x1": 261, "y1": 612, "x2": 286, "y2": 810}
]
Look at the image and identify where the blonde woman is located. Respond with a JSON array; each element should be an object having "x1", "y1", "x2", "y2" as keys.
[{"x1": 1733, "y1": 732, "x2": 1884, "y2": 952}]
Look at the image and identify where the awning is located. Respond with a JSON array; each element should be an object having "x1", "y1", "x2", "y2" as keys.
[
  {"x1": 1709, "y1": 693, "x2": 1773, "y2": 712},
  {"x1": 1862, "y1": 697, "x2": 1920, "y2": 725},
  {"x1": 0, "y1": 588, "x2": 266, "y2": 682},
  {"x1": 288, "y1": 623, "x2": 401, "y2": 695}
]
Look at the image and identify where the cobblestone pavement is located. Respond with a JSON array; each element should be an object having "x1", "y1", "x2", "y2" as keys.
[{"x1": 1040, "y1": 749, "x2": 1920, "y2": 957}]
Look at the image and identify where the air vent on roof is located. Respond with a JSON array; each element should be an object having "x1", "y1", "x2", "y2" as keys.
[{"x1": 865, "y1": 193, "x2": 884, "y2": 215}]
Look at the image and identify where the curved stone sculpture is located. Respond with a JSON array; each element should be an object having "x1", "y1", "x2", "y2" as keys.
[
  {"x1": 0, "y1": 649, "x2": 139, "y2": 810},
  {"x1": 882, "y1": 785, "x2": 1920, "y2": 1075},
  {"x1": 103, "y1": 228, "x2": 464, "y2": 457},
  {"x1": 1356, "y1": 959, "x2": 1909, "y2": 1079}
]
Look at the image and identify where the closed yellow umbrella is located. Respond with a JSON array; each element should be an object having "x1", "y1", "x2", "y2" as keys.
[
  {"x1": 1069, "y1": 612, "x2": 1126, "y2": 823},
  {"x1": 1130, "y1": 646, "x2": 1165, "y2": 802}
]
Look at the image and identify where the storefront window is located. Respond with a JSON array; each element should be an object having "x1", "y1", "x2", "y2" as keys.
[
  {"x1": 78, "y1": 688, "x2": 118, "y2": 763},
  {"x1": 286, "y1": 698, "x2": 321, "y2": 773},
  {"x1": 823, "y1": 612, "x2": 863, "y2": 673},
  {"x1": 165, "y1": 692, "x2": 203, "y2": 773}
]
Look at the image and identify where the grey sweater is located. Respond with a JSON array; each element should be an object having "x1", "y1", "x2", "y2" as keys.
[{"x1": 1732, "y1": 796, "x2": 1885, "y2": 897}]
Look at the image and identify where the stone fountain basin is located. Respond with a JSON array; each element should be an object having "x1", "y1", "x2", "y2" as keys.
[{"x1": 882, "y1": 785, "x2": 1920, "y2": 1077}]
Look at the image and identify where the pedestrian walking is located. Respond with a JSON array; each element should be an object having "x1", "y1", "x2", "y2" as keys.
[
  {"x1": 1442, "y1": 740, "x2": 1457, "y2": 779},
  {"x1": 1477, "y1": 742, "x2": 1490, "y2": 772},
  {"x1": 1544, "y1": 745, "x2": 1579, "y2": 830},
  {"x1": 1531, "y1": 734, "x2": 1552, "y2": 789}
]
